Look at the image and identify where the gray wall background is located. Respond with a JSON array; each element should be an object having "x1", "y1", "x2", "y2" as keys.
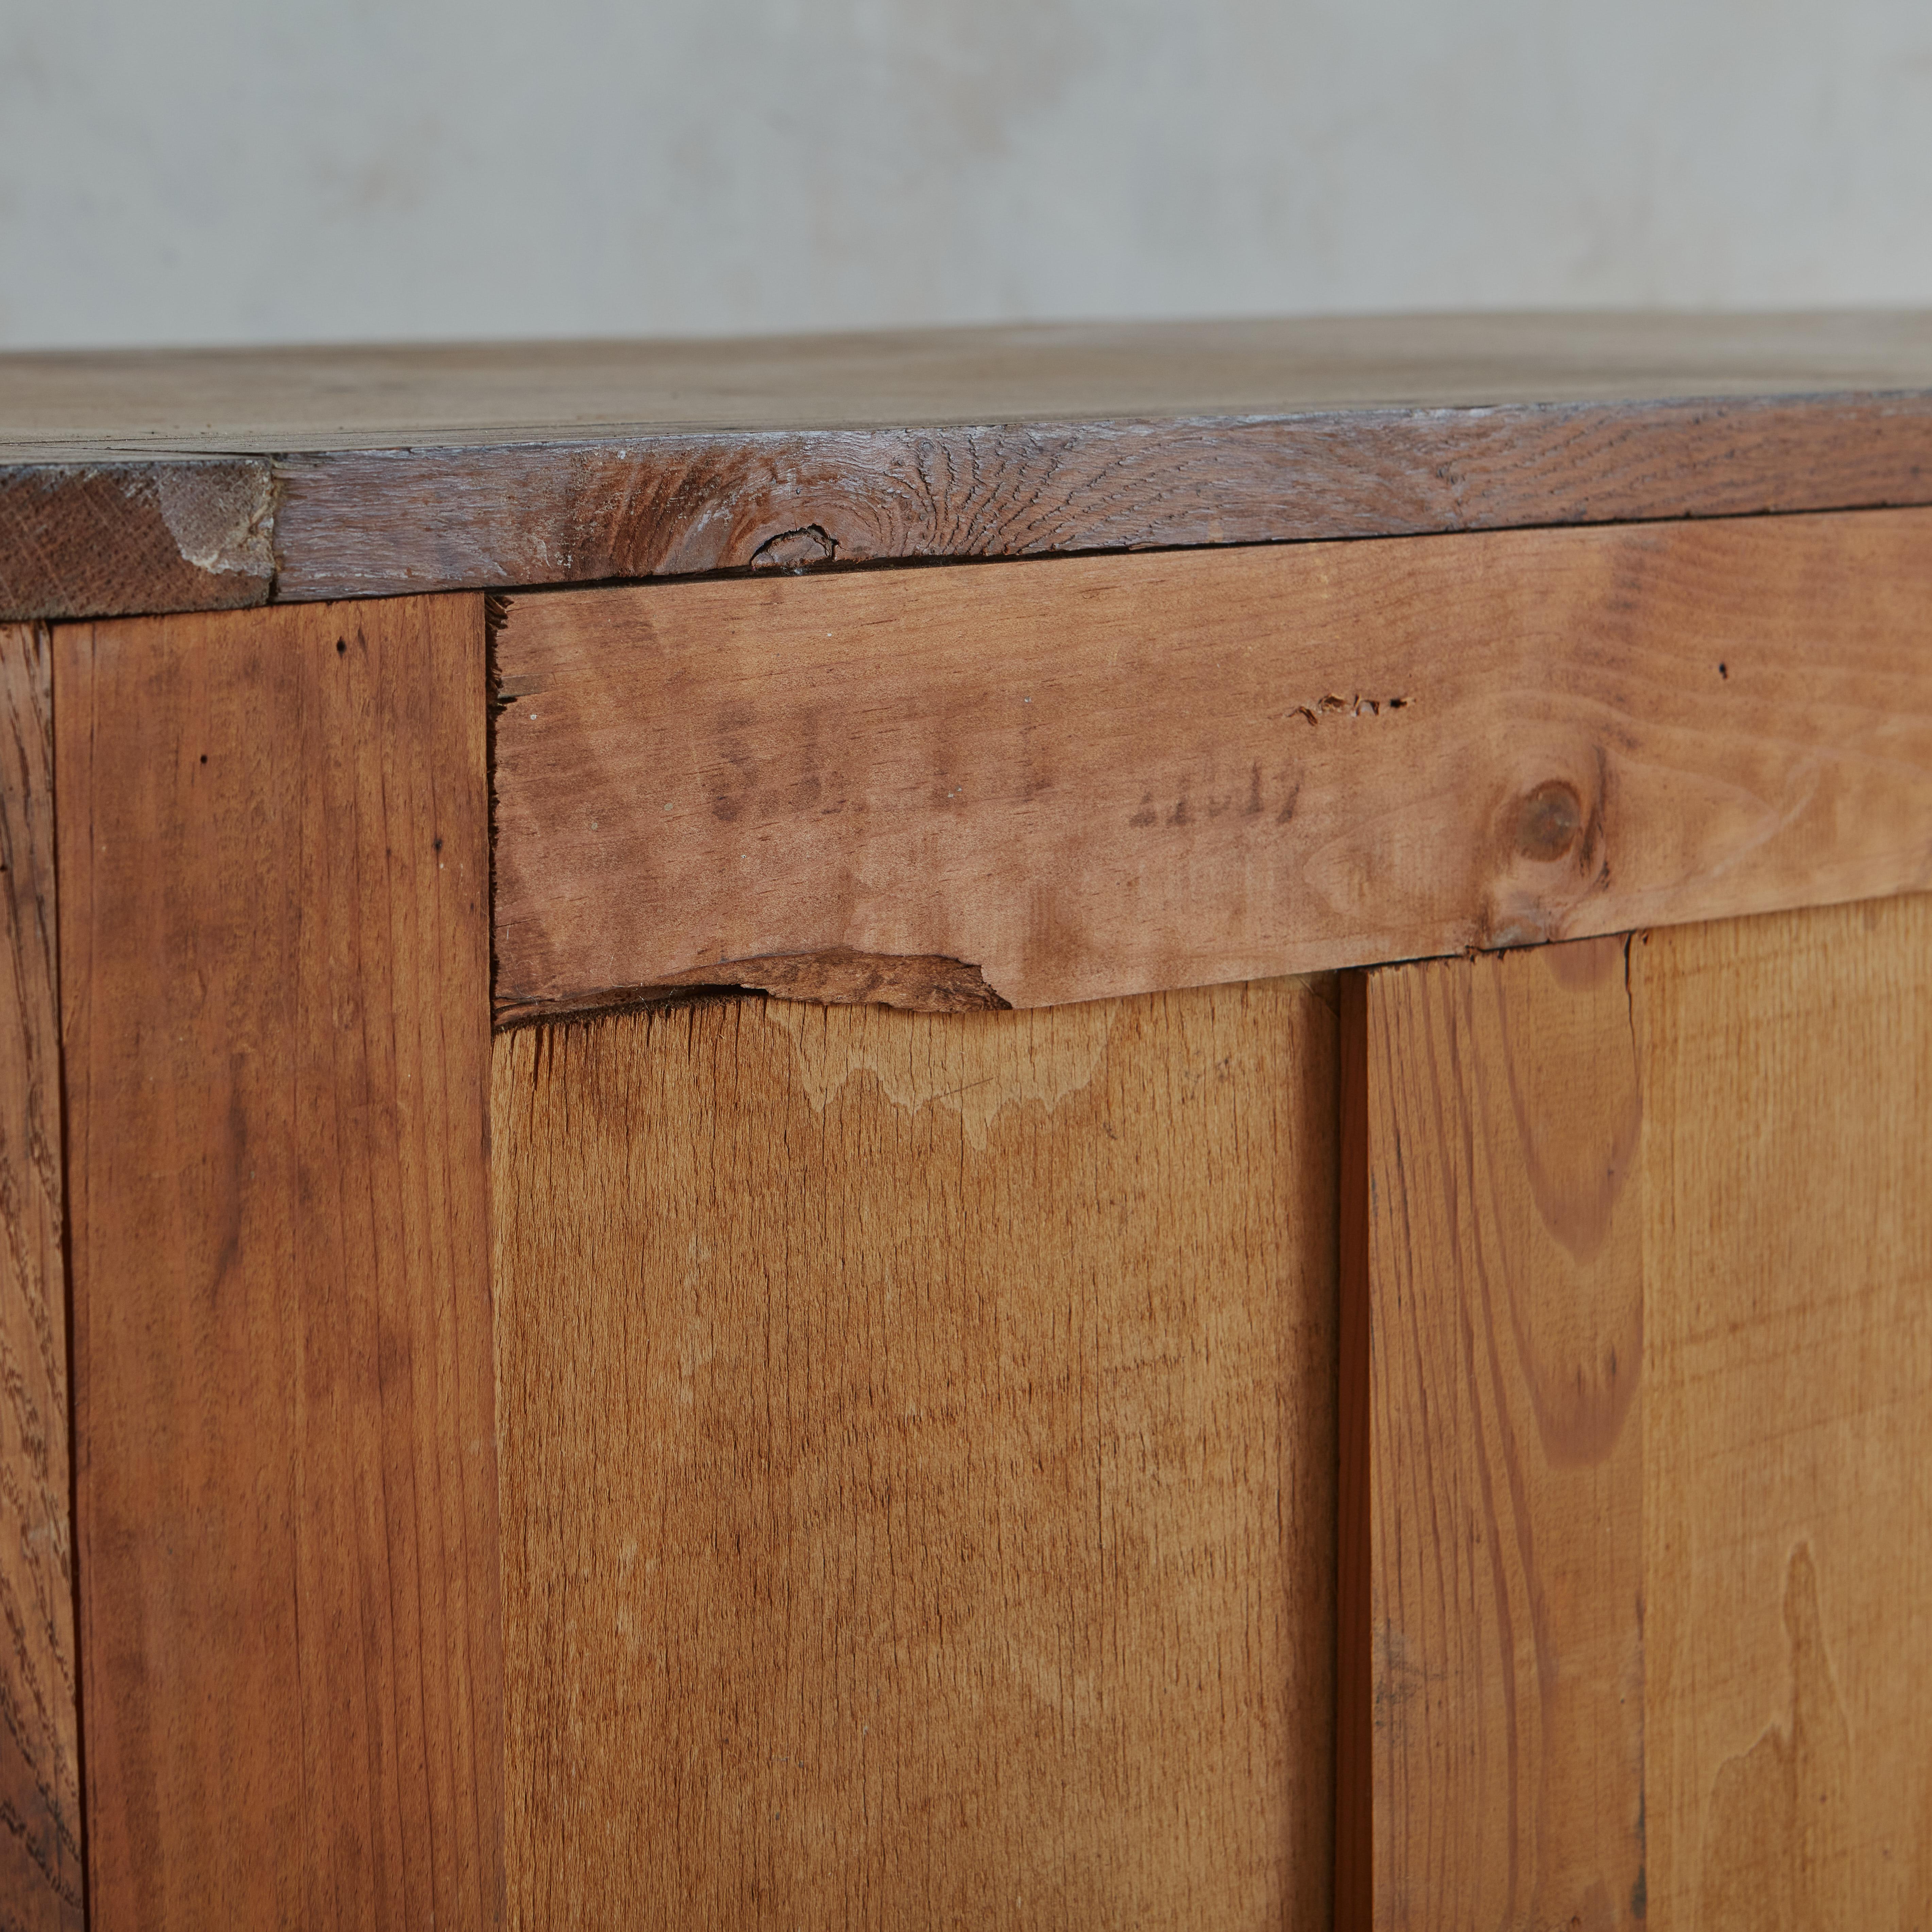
[{"x1": 4, "y1": 0, "x2": 1930, "y2": 349}]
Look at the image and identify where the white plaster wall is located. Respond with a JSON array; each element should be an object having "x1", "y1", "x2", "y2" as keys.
[{"x1": 2, "y1": 0, "x2": 1929, "y2": 348}]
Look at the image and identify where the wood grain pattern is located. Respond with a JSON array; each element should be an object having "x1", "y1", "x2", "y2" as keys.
[
  {"x1": 59, "y1": 596, "x2": 502, "y2": 1929},
  {"x1": 494, "y1": 507, "x2": 1932, "y2": 1019},
  {"x1": 0, "y1": 624, "x2": 82, "y2": 1929},
  {"x1": 492, "y1": 980, "x2": 1338, "y2": 1931},
  {"x1": 6, "y1": 312, "x2": 1932, "y2": 615},
  {"x1": 1363, "y1": 937, "x2": 1646, "y2": 1929},
  {"x1": 1636, "y1": 893, "x2": 1932, "y2": 1926},
  {"x1": 0, "y1": 460, "x2": 274, "y2": 621},
  {"x1": 268, "y1": 391, "x2": 1932, "y2": 606},
  {"x1": 1333, "y1": 974, "x2": 1371, "y2": 1932}
]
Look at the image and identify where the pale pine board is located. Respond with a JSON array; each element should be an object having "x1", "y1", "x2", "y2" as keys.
[
  {"x1": 0, "y1": 624, "x2": 81, "y2": 1928},
  {"x1": 1357, "y1": 896, "x2": 1932, "y2": 1926},
  {"x1": 492, "y1": 981, "x2": 1338, "y2": 1931},
  {"x1": 494, "y1": 508, "x2": 1932, "y2": 1019},
  {"x1": 1637, "y1": 894, "x2": 1932, "y2": 1925},
  {"x1": 1360, "y1": 939, "x2": 1646, "y2": 1928},
  {"x1": 59, "y1": 598, "x2": 502, "y2": 1929}
]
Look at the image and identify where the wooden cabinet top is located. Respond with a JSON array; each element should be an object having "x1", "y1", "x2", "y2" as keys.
[{"x1": 6, "y1": 310, "x2": 1932, "y2": 620}]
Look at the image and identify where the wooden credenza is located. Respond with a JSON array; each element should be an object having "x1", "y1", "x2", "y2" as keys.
[{"x1": 5, "y1": 314, "x2": 1932, "y2": 1928}]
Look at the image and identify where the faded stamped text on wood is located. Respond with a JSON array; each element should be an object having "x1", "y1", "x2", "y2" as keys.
[
  {"x1": 495, "y1": 509, "x2": 1932, "y2": 1018},
  {"x1": 493, "y1": 980, "x2": 1338, "y2": 1931}
]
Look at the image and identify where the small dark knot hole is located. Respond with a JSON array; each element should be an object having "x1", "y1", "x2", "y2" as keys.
[{"x1": 1516, "y1": 780, "x2": 1583, "y2": 862}]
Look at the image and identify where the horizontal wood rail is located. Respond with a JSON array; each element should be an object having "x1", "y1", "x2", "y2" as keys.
[{"x1": 493, "y1": 506, "x2": 1932, "y2": 1021}]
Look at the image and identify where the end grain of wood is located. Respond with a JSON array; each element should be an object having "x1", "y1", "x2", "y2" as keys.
[{"x1": 491, "y1": 980, "x2": 1338, "y2": 1931}]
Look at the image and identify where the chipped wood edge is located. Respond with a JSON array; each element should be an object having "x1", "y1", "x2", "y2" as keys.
[
  {"x1": 493, "y1": 947, "x2": 1011, "y2": 1027},
  {"x1": 0, "y1": 460, "x2": 275, "y2": 620}
]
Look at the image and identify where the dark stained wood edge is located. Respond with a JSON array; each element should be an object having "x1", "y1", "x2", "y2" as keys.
[
  {"x1": 271, "y1": 394, "x2": 1932, "y2": 601},
  {"x1": 8, "y1": 389, "x2": 1932, "y2": 617},
  {"x1": 0, "y1": 622, "x2": 84, "y2": 1929},
  {"x1": 0, "y1": 461, "x2": 274, "y2": 621},
  {"x1": 1334, "y1": 973, "x2": 1371, "y2": 1932}
]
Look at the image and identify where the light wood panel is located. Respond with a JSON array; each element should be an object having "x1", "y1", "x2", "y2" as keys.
[
  {"x1": 10, "y1": 312, "x2": 1932, "y2": 615},
  {"x1": 59, "y1": 596, "x2": 502, "y2": 1929},
  {"x1": 0, "y1": 624, "x2": 82, "y2": 1929},
  {"x1": 492, "y1": 980, "x2": 1338, "y2": 1930},
  {"x1": 1361, "y1": 938, "x2": 1646, "y2": 1928},
  {"x1": 1636, "y1": 893, "x2": 1932, "y2": 1925},
  {"x1": 495, "y1": 508, "x2": 1932, "y2": 1019},
  {"x1": 1353, "y1": 894, "x2": 1932, "y2": 1923}
]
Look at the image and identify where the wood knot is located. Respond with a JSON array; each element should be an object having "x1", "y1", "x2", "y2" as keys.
[
  {"x1": 1515, "y1": 780, "x2": 1584, "y2": 862},
  {"x1": 750, "y1": 525, "x2": 838, "y2": 571}
]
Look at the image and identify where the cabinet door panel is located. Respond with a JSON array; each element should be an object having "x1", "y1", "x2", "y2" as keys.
[{"x1": 492, "y1": 980, "x2": 1338, "y2": 1931}]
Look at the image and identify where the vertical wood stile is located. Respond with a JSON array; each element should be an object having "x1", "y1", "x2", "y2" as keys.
[
  {"x1": 58, "y1": 597, "x2": 501, "y2": 1930},
  {"x1": 0, "y1": 622, "x2": 83, "y2": 1928},
  {"x1": 1637, "y1": 898, "x2": 1932, "y2": 1924},
  {"x1": 1335, "y1": 974, "x2": 1371, "y2": 1931},
  {"x1": 1364, "y1": 938, "x2": 1646, "y2": 1928}
]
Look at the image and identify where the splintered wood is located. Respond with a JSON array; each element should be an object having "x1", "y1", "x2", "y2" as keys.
[{"x1": 492, "y1": 981, "x2": 1338, "y2": 1931}]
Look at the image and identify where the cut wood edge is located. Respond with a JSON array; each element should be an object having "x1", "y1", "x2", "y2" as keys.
[
  {"x1": 269, "y1": 395, "x2": 1932, "y2": 601},
  {"x1": 0, "y1": 459, "x2": 274, "y2": 620},
  {"x1": 0, "y1": 620, "x2": 84, "y2": 1929},
  {"x1": 13, "y1": 379, "x2": 1932, "y2": 616}
]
